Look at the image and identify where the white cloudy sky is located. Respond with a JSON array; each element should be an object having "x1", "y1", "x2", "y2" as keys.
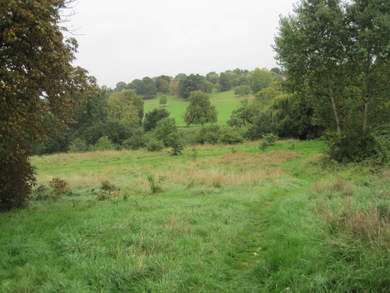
[{"x1": 64, "y1": 0, "x2": 297, "y2": 87}]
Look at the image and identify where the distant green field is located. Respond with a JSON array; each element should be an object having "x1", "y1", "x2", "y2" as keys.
[{"x1": 144, "y1": 90, "x2": 255, "y2": 126}]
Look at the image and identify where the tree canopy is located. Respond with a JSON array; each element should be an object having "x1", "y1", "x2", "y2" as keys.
[
  {"x1": 0, "y1": 0, "x2": 92, "y2": 210},
  {"x1": 184, "y1": 91, "x2": 217, "y2": 126}
]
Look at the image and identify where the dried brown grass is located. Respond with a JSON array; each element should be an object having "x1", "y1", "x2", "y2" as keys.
[{"x1": 318, "y1": 200, "x2": 390, "y2": 249}]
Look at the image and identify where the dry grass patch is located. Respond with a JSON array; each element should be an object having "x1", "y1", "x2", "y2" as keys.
[
  {"x1": 199, "y1": 150, "x2": 298, "y2": 169},
  {"x1": 311, "y1": 178, "x2": 355, "y2": 198},
  {"x1": 155, "y1": 167, "x2": 284, "y2": 188},
  {"x1": 318, "y1": 200, "x2": 390, "y2": 249}
]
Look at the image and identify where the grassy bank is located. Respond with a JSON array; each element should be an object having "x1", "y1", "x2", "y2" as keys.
[{"x1": 1, "y1": 140, "x2": 389, "y2": 292}]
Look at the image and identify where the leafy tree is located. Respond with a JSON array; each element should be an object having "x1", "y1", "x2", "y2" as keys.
[
  {"x1": 0, "y1": 0, "x2": 92, "y2": 210},
  {"x1": 250, "y1": 68, "x2": 277, "y2": 94},
  {"x1": 108, "y1": 90, "x2": 144, "y2": 128},
  {"x1": 114, "y1": 81, "x2": 127, "y2": 92},
  {"x1": 228, "y1": 100, "x2": 256, "y2": 127},
  {"x1": 155, "y1": 75, "x2": 171, "y2": 94},
  {"x1": 218, "y1": 72, "x2": 232, "y2": 91},
  {"x1": 179, "y1": 74, "x2": 206, "y2": 98},
  {"x1": 274, "y1": 0, "x2": 390, "y2": 161},
  {"x1": 159, "y1": 95, "x2": 168, "y2": 107},
  {"x1": 143, "y1": 109, "x2": 170, "y2": 132},
  {"x1": 184, "y1": 91, "x2": 217, "y2": 126},
  {"x1": 153, "y1": 117, "x2": 178, "y2": 147},
  {"x1": 234, "y1": 85, "x2": 252, "y2": 97},
  {"x1": 128, "y1": 77, "x2": 157, "y2": 99},
  {"x1": 206, "y1": 72, "x2": 219, "y2": 84}
]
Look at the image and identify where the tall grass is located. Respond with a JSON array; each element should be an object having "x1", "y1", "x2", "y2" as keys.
[{"x1": 1, "y1": 140, "x2": 389, "y2": 292}]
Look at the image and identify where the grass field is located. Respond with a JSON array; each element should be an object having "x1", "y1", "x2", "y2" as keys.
[
  {"x1": 1, "y1": 140, "x2": 389, "y2": 292},
  {"x1": 144, "y1": 90, "x2": 255, "y2": 126}
]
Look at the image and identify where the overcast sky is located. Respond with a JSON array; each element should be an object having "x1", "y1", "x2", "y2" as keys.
[{"x1": 65, "y1": 0, "x2": 297, "y2": 88}]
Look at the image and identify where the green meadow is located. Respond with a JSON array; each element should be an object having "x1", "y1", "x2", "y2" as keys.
[
  {"x1": 144, "y1": 91, "x2": 255, "y2": 126},
  {"x1": 1, "y1": 140, "x2": 389, "y2": 292}
]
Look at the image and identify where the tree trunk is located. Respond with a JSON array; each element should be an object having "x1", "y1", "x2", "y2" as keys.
[
  {"x1": 328, "y1": 83, "x2": 341, "y2": 134},
  {"x1": 362, "y1": 92, "x2": 369, "y2": 135}
]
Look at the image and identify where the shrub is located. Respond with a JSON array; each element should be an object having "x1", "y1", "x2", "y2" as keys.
[
  {"x1": 198, "y1": 125, "x2": 221, "y2": 144},
  {"x1": 49, "y1": 177, "x2": 70, "y2": 196},
  {"x1": 145, "y1": 138, "x2": 164, "y2": 152},
  {"x1": 234, "y1": 85, "x2": 252, "y2": 96},
  {"x1": 166, "y1": 132, "x2": 184, "y2": 155},
  {"x1": 68, "y1": 138, "x2": 88, "y2": 153},
  {"x1": 146, "y1": 174, "x2": 166, "y2": 194},
  {"x1": 218, "y1": 126, "x2": 245, "y2": 144},
  {"x1": 100, "y1": 180, "x2": 119, "y2": 191},
  {"x1": 122, "y1": 127, "x2": 145, "y2": 150},
  {"x1": 263, "y1": 133, "x2": 279, "y2": 146},
  {"x1": 92, "y1": 136, "x2": 117, "y2": 151},
  {"x1": 325, "y1": 131, "x2": 377, "y2": 163}
]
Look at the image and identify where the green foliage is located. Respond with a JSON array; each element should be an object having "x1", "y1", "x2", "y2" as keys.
[
  {"x1": 274, "y1": 0, "x2": 390, "y2": 161},
  {"x1": 250, "y1": 68, "x2": 277, "y2": 94},
  {"x1": 218, "y1": 126, "x2": 245, "y2": 144},
  {"x1": 166, "y1": 132, "x2": 184, "y2": 156},
  {"x1": 325, "y1": 131, "x2": 378, "y2": 163},
  {"x1": 146, "y1": 174, "x2": 166, "y2": 193},
  {"x1": 198, "y1": 125, "x2": 221, "y2": 144},
  {"x1": 184, "y1": 91, "x2": 217, "y2": 126},
  {"x1": 153, "y1": 117, "x2": 178, "y2": 147},
  {"x1": 218, "y1": 72, "x2": 232, "y2": 91},
  {"x1": 143, "y1": 108, "x2": 170, "y2": 132},
  {"x1": 92, "y1": 136, "x2": 117, "y2": 151},
  {"x1": 68, "y1": 138, "x2": 88, "y2": 153},
  {"x1": 122, "y1": 127, "x2": 145, "y2": 150},
  {"x1": 179, "y1": 74, "x2": 209, "y2": 98},
  {"x1": 0, "y1": 0, "x2": 92, "y2": 210},
  {"x1": 108, "y1": 90, "x2": 144, "y2": 128},
  {"x1": 263, "y1": 133, "x2": 279, "y2": 146},
  {"x1": 145, "y1": 138, "x2": 164, "y2": 152},
  {"x1": 159, "y1": 95, "x2": 168, "y2": 106},
  {"x1": 234, "y1": 85, "x2": 252, "y2": 97},
  {"x1": 128, "y1": 77, "x2": 158, "y2": 100}
]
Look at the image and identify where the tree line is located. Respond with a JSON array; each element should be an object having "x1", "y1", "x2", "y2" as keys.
[{"x1": 1, "y1": 0, "x2": 389, "y2": 211}]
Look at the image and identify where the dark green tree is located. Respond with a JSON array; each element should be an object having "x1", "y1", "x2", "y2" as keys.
[
  {"x1": 0, "y1": 0, "x2": 92, "y2": 210},
  {"x1": 184, "y1": 91, "x2": 217, "y2": 126},
  {"x1": 143, "y1": 109, "x2": 170, "y2": 132}
]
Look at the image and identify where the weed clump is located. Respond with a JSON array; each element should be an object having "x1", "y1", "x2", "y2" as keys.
[
  {"x1": 96, "y1": 180, "x2": 120, "y2": 201},
  {"x1": 259, "y1": 133, "x2": 279, "y2": 151},
  {"x1": 146, "y1": 174, "x2": 166, "y2": 194},
  {"x1": 49, "y1": 177, "x2": 70, "y2": 196}
]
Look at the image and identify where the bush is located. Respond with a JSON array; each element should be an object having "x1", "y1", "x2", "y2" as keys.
[
  {"x1": 146, "y1": 174, "x2": 166, "y2": 193},
  {"x1": 68, "y1": 138, "x2": 88, "y2": 153},
  {"x1": 325, "y1": 131, "x2": 378, "y2": 163},
  {"x1": 49, "y1": 177, "x2": 70, "y2": 196},
  {"x1": 234, "y1": 85, "x2": 252, "y2": 96},
  {"x1": 145, "y1": 138, "x2": 164, "y2": 152},
  {"x1": 122, "y1": 127, "x2": 145, "y2": 150},
  {"x1": 92, "y1": 136, "x2": 117, "y2": 151},
  {"x1": 166, "y1": 132, "x2": 184, "y2": 155},
  {"x1": 198, "y1": 125, "x2": 221, "y2": 144},
  {"x1": 263, "y1": 133, "x2": 279, "y2": 146},
  {"x1": 218, "y1": 126, "x2": 245, "y2": 144}
]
